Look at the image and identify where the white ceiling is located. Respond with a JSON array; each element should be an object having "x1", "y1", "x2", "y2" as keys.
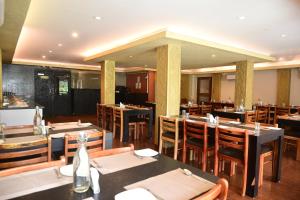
[{"x1": 13, "y1": 0, "x2": 300, "y2": 68}]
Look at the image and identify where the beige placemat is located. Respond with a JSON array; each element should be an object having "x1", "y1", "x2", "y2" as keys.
[
  {"x1": 91, "y1": 151, "x2": 157, "y2": 175},
  {"x1": 0, "y1": 167, "x2": 72, "y2": 200},
  {"x1": 51, "y1": 122, "x2": 92, "y2": 131},
  {"x1": 50, "y1": 129, "x2": 99, "y2": 138},
  {"x1": 125, "y1": 168, "x2": 215, "y2": 200},
  {"x1": 2, "y1": 135, "x2": 45, "y2": 144},
  {"x1": 3, "y1": 127, "x2": 33, "y2": 135}
]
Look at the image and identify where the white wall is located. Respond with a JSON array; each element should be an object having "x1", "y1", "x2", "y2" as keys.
[
  {"x1": 220, "y1": 74, "x2": 235, "y2": 102},
  {"x1": 253, "y1": 70, "x2": 277, "y2": 104},
  {"x1": 290, "y1": 68, "x2": 300, "y2": 105},
  {"x1": 116, "y1": 72, "x2": 126, "y2": 86}
]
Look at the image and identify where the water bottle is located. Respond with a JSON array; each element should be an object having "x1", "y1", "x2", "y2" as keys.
[
  {"x1": 33, "y1": 106, "x2": 42, "y2": 135},
  {"x1": 73, "y1": 132, "x2": 91, "y2": 193},
  {"x1": 0, "y1": 124, "x2": 5, "y2": 144}
]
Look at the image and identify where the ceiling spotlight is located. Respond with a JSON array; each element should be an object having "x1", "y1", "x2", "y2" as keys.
[
  {"x1": 42, "y1": 55, "x2": 46, "y2": 59},
  {"x1": 278, "y1": 57, "x2": 284, "y2": 61},
  {"x1": 72, "y1": 32, "x2": 79, "y2": 38},
  {"x1": 48, "y1": 50, "x2": 53, "y2": 53},
  {"x1": 239, "y1": 16, "x2": 245, "y2": 20},
  {"x1": 211, "y1": 54, "x2": 216, "y2": 58},
  {"x1": 58, "y1": 43, "x2": 63, "y2": 47},
  {"x1": 281, "y1": 34, "x2": 286, "y2": 38},
  {"x1": 94, "y1": 16, "x2": 101, "y2": 20},
  {"x1": 144, "y1": 64, "x2": 148, "y2": 67},
  {"x1": 129, "y1": 55, "x2": 133, "y2": 58}
]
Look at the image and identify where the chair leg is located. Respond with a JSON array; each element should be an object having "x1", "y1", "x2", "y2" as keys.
[
  {"x1": 182, "y1": 145, "x2": 187, "y2": 163},
  {"x1": 174, "y1": 142, "x2": 178, "y2": 160},
  {"x1": 159, "y1": 139, "x2": 163, "y2": 154},
  {"x1": 214, "y1": 155, "x2": 219, "y2": 176},
  {"x1": 230, "y1": 161, "x2": 236, "y2": 176},
  {"x1": 113, "y1": 122, "x2": 116, "y2": 139},
  {"x1": 242, "y1": 164, "x2": 248, "y2": 196},
  {"x1": 202, "y1": 151, "x2": 207, "y2": 172},
  {"x1": 259, "y1": 155, "x2": 264, "y2": 187}
]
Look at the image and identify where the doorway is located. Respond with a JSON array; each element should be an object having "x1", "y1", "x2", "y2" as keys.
[{"x1": 197, "y1": 77, "x2": 212, "y2": 104}]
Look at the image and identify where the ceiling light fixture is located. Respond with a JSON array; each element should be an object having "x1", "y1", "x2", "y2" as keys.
[
  {"x1": 94, "y1": 16, "x2": 101, "y2": 20},
  {"x1": 239, "y1": 16, "x2": 245, "y2": 20},
  {"x1": 72, "y1": 32, "x2": 79, "y2": 38},
  {"x1": 281, "y1": 34, "x2": 287, "y2": 38},
  {"x1": 129, "y1": 55, "x2": 133, "y2": 58},
  {"x1": 211, "y1": 54, "x2": 216, "y2": 58},
  {"x1": 48, "y1": 50, "x2": 52, "y2": 53},
  {"x1": 42, "y1": 55, "x2": 46, "y2": 59},
  {"x1": 58, "y1": 43, "x2": 63, "y2": 47}
]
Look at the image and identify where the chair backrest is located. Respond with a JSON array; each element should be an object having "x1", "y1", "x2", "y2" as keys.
[
  {"x1": 188, "y1": 106, "x2": 200, "y2": 115},
  {"x1": 96, "y1": 103, "x2": 105, "y2": 128},
  {"x1": 215, "y1": 127, "x2": 248, "y2": 163},
  {"x1": 276, "y1": 107, "x2": 290, "y2": 116},
  {"x1": 159, "y1": 116, "x2": 179, "y2": 139},
  {"x1": 113, "y1": 107, "x2": 122, "y2": 122},
  {"x1": 64, "y1": 131, "x2": 104, "y2": 163},
  {"x1": 201, "y1": 105, "x2": 212, "y2": 115},
  {"x1": 90, "y1": 144, "x2": 134, "y2": 158},
  {"x1": 0, "y1": 158, "x2": 65, "y2": 177},
  {"x1": 245, "y1": 111, "x2": 256, "y2": 123},
  {"x1": 0, "y1": 136, "x2": 51, "y2": 169},
  {"x1": 256, "y1": 110, "x2": 268, "y2": 123},
  {"x1": 183, "y1": 119, "x2": 208, "y2": 147},
  {"x1": 194, "y1": 178, "x2": 228, "y2": 200}
]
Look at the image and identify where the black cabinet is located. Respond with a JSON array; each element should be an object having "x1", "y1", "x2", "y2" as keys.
[{"x1": 72, "y1": 89, "x2": 100, "y2": 115}]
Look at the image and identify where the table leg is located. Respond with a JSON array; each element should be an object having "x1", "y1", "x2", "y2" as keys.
[
  {"x1": 148, "y1": 110, "x2": 153, "y2": 140},
  {"x1": 272, "y1": 135, "x2": 283, "y2": 181},
  {"x1": 246, "y1": 136, "x2": 261, "y2": 197}
]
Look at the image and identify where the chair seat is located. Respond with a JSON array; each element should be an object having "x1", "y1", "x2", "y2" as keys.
[
  {"x1": 186, "y1": 138, "x2": 214, "y2": 148},
  {"x1": 219, "y1": 147, "x2": 244, "y2": 160},
  {"x1": 162, "y1": 131, "x2": 183, "y2": 140}
]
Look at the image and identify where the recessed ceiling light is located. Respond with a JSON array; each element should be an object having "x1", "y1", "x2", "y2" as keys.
[
  {"x1": 278, "y1": 57, "x2": 284, "y2": 61},
  {"x1": 94, "y1": 16, "x2": 101, "y2": 20},
  {"x1": 42, "y1": 55, "x2": 46, "y2": 59},
  {"x1": 144, "y1": 64, "x2": 148, "y2": 67},
  {"x1": 281, "y1": 34, "x2": 287, "y2": 38},
  {"x1": 48, "y1": 50, "x2": 53, "y2": 53},
  {"x1": 239, "y1": 16, "x2": 245, "y2": 20},
  {"x1": 129, "y1": 55, "x2": 133, "y2": 58},
  {"x1": 72, "y1": 32, "x2": 79, "y2": 38},
  {"x1": 58, "y1": 43, "x2": 63, "y2": 47},
  {"x1": 211, "y1": 54, "x2": 216, "y2": 58}
]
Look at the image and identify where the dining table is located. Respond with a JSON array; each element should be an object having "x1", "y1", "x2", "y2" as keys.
[
  {"x1": 172, "y1": 115, "x2": 284, "y2": 197},
  {"x1": 212, "y1": 108, "x2": 251, "y2": 123},
  {"x1": 1, "y1": 152, "x2": 218, "y2": 200}
]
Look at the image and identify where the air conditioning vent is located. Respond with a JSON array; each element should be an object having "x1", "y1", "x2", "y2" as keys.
[{"x1": 226, "y1": 74, "x2": 236, "y2": 80}]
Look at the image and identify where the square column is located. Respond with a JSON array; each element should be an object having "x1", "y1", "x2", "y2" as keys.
[
  {"x1": 100, "y1": 60, "x2": 115, "y2": 104},
  {"x1": 234, "y1": 61, "x2": 254, "y2": 110},
  {"x1": 276, "y1": 69, "x2": 291, "y2": 106},
  {"x1": 181, "y1": 74, "x2": 191, "y2": 101},
  {"x1": 155, "y1": 44, "x2": 181, "y2": 143},
  {"x1": 0, "y1": 49, "x2": 2, "y2": 104},
  {"x1": 211, "y1": 73, "x2": 222, "y2": 102}
]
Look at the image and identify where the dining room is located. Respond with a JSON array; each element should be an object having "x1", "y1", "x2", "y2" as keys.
[{"x1": 0, "y1": 0, "x2": 300, "y2": 200}]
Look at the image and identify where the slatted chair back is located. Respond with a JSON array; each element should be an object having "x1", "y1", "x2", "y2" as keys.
[
  {"x1": 256, "y1": 110, "x2": 268, "y2": 123},
  {"x1": 160, "y1": 116, "x2": 178, "y2": 136},
  {"x1": 0, "y1": 137, "x2": 51, "y2": 169},
  {"x1": 64, "y1": 131, "x2": 103, "y2": 163},
  {"x1": 276, "y1": 107, "x2": 290, "y2": 116},
  {"x1": 184, "y1": 119, "x2": 207, "y2": 144},
  {"x1": 188, "y1": 106, "x2": 200, "y2": 115},
  {"x1": 194, "y1": 178, "x2": 228, "y2": 200},
  {"x1": 245, "y1": 111, "x2": 256, "y2": 123},
  {"x1": 96, "y1": 103, "x2": 105, "y2": 128},
  {"x1": 90, "y1": 144, "x2": 134, "y2": 158},
  {"x1": 201, "y1": 105, "x2": 212, "y2": 115}
]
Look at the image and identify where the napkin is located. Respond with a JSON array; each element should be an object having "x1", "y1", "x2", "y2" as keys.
[
  {"x1": 120, "y1": 102, "x2": 125, "y2": 108},
  {"x1": 90, "y1": 167, "x2": 100, "y2": 194}
]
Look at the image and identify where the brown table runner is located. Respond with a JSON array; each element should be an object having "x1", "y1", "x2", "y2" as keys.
[
  {"x1": 125, "y1": 168, "x2": 215, "y2": 200},
  {"x1": 51, "y1": 122, "x2": 92, "y2": 131},
  {"x1": 3, "y1": 127, "x2": 34, "y2": 135},
  {"x1": 50, "y1": 129, "x2": 99, "y2": 138},
  {"x1": 0, "y1": 167, "x2": 72, "y2": 200},
  {"x1": 91, "y1": 151, "x2": 157, "y2": 175}
]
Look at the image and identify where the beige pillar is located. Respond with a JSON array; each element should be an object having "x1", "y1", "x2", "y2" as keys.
[
  {"x1": 0, "y1": 49, "x2": 2, "y2": 104},
  {"x1": 276, "y1": 68, "x2": 291, "y2": 106},
  {"x1": 211, "y1": 73, "x2": 222, "y2": 101},
  {"x1": 234, "y1": 61, "x2": 254, "y2": 110},
  {"x1": 155, "y1": 44, "x2": 181, "y2": 144},
  {"x1": 181, "y1": 74, "x2": 190, "y2": 101},
  {"x1": 100, "y1": 60, "x2": 115, "y2": 104}
]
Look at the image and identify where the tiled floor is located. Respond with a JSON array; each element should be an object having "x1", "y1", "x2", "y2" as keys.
[{"x1": 47, "y1": 114, "x2": 300, "y2": 200}]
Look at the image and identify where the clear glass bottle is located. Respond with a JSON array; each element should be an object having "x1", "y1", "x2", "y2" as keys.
[
  {"x1": 33, "y1": 106, "x2": 42, "y2": 135},
  {"x1": 73, "y1": 132, "x2": 91, "y2": 193},
  {"x1": 0, "y1": 124, "x2": 5, "y2": 144}
]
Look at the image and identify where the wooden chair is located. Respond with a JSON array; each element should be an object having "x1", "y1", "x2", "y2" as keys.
[
  {"x1": 256, "y1": 110, "x2": 268, "y2": 123},
  {"x1": 64, "y1": 131, "x2": 104, "y2": 163},
  {"x1": 201, "y1": 105, "x2": 212, "y2": 116},
  {"x1": 0, "y1": 136, "x2": 51, "y2": 169},
  {"x1": 104, "y1": 106, "x2": 113, "y2": 131},
  {"x1": 113, "y1": 107, "x2": 137, "y2": 142},
  {"x1": 159, "y1": 116, "x2": 182, "y2": 160},
  {"x1": 90, "y1": 144, "x2": 134, "y2": 158},
  {"x1": 245, "y1": 111, "x2": 256, "y2": 123},
  {"x1": 256, "y1": 106, "x2": 273, "y2": 124},
  {"x1": 182, "y1": 119, "x2": 213, "y2": 171},
  {"x1": 0, "y1": 158, "x2": 66, "y2": 177},
  {"x1": 96, "y1": 103, "x2": 105, "y2": 128},
  {"x1": 188, "y1": 106, "x2": 200, "y2": 115},
  {"x1": 194, "y1": 178, "x2": 228, "y2": 200},
  {"x1": 214, "y1": 127, "x2": 248, "y2": 196}
]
